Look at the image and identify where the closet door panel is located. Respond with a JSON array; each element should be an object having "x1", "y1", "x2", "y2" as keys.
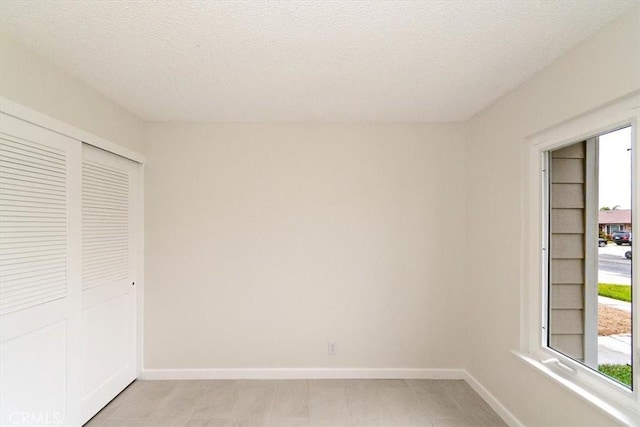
[
  {"x1": 81, "y1": 144, "x2": 137, "y2": 424},
  {"x1": 0, "y1": 112, "x2": 81, "y2": 427},
  {"x1": 0, "y1": 321, "x2": 66, "y2": 426}
]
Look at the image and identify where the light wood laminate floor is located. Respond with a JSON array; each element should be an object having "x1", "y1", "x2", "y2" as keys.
[{"x1": 85, "y1": 379, "x2": 507, "y2": 427}]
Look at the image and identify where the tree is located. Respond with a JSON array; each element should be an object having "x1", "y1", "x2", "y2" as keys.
[{"x1": 600, "y1": 205, "x2": 621, "y2": 211}]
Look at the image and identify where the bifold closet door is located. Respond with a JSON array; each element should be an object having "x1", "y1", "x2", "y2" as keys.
[
  {"x1": 0, "y1": 113, "x2": 82, "y2": 426},
  {"x1": 81, "y1": 144, "x2": 137, "y2": 424}
]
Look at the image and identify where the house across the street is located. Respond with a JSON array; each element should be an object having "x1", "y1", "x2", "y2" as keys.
[{"x1": 599, "y1": 209, "x2": 632, "y2": 235}]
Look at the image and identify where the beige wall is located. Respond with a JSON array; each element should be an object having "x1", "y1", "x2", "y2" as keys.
[
  {"x1": 465, "y1": 8, "x2": 639, "y2": 426},
  {"x1": 0, "y1": 33, "x2": 144, "y2": 154},
  {"x1": 143, "y1": 122, "x2": 467, "y2": 369}
]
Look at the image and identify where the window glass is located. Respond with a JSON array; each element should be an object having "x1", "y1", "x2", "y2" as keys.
[{"x1": 547, "y1": 126, "x2": 633, "y2": 389}]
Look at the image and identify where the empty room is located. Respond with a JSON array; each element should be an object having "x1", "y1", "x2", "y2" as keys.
[{"x1": 0, "y1": 1, "x2": 639, "y2": 426}]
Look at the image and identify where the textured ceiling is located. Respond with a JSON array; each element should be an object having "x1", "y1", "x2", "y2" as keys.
[{"x1": 0, "y1": 1, "x2": 638, "y2": 122}]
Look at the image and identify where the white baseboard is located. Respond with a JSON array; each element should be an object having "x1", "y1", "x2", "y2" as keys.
[
  {"x1": 463, "y1": 371, "x2": 524, "y2": 427},
  {"x1": 141, "y1": 368, "x2": 466, "y2": 380}
]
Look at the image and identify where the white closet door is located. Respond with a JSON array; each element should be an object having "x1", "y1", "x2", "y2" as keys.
[
  {"x1": 81, "y1": 144, "x2": 137, "y2": 424},
  {"x1": 0, "y1": 113, "x2": 82, "y2": 427}
]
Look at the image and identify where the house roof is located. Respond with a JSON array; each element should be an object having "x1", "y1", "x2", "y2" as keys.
[
  {"x1": 599, "y1": 209, "x2": 631, "y2": 224},
  {"x1": 0, "y1": 1, "x2": 637, "y2": 122}
]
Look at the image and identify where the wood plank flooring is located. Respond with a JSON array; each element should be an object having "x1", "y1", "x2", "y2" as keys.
[{"x1": 85, "y1": 379, "x2": 506, "y2": 427}]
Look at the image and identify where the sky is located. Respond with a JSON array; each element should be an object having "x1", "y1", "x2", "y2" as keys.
[{"x1": 599, "y1": 126, "x2": 632, "y2": 210}]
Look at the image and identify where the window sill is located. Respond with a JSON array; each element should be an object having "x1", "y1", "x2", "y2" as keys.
[{"x1": 511, "y1": 350, "x2": 639, "y2": 426}]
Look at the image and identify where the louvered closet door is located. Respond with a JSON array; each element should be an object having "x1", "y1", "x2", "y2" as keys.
[
  {"x1": 0, "y1": 113, "x2": 82, "y2": 427},
  {"x1": 81, "y1": 144, "x2": 137, "y2": 423}
]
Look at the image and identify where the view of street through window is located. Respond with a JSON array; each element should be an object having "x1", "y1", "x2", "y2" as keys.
[{"x1": 597, "y1": 127, "x2": 632, "y2": 387}]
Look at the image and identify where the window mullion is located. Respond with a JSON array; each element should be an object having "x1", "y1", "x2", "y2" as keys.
[{"x1": 584, "y1": 137, "x2": 599, "y2": 368}]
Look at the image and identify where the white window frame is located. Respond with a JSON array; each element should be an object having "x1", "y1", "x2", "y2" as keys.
[{"x1": 515, "y1": 92, "x2": 640, "y2": 425}]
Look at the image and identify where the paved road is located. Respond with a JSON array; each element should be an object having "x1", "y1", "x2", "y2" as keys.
[
  {"x1": 599, "y1": 253, "x2": 631, "y2": 276},
  {"x1": 598, "y1": 244, "x2": 631, "y2": 284}
]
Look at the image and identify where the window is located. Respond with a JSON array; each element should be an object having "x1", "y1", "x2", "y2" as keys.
[
  {"x1": 518, "y1": 93, "x2": 639, "y2": 424},
  {"x1": 546, "y1": 128, "x2": 632, "y2": 385}
]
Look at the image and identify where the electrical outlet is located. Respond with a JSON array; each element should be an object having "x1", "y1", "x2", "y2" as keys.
[{"x1": 328, "y1": 342, "x2": 337, "y2": 355}]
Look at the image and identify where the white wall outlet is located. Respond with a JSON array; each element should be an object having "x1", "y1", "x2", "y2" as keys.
[{"x1": 328, "y1": 342, "x2": 337, "y2": 355}]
